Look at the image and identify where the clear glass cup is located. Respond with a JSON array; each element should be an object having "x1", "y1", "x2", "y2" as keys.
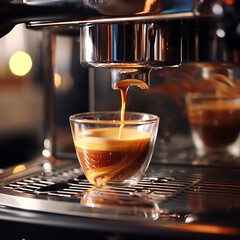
[
  {"x1": 69, "y1": 111, "x2": 159, "y2": 187},
  {"x1": 186, "y1": 93, "x2": 240, "y2": 159}
]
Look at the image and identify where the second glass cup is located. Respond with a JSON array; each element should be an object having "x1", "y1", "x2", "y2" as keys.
[
  {"x1": 186, "y1": 93, "x2": 240, "y2": 158},
  {"x1": 70, "y1": 112, "x2": 159, "y2": 187}
]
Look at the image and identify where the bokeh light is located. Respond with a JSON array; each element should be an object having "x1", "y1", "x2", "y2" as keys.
[{"x1": 9, "y1": 51, "x2": 32, "y2": 76}]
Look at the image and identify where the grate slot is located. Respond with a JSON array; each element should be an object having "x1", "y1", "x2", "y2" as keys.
[
  {"x1": 68, "y1": 186, "x2": 91, "y2": 190},
  {"x1": 9, "y1": 184, "x2": 20, "y2": 188},
  {"x1": 39, "y1": 181, "x2": 55, "y2": 185},
  {"x1": 19, "y1": 187, "x2": 34, "y2": 192},
  {"x1": 16, "y1": 181, "x2": 27, "y2": 185},
  {"x1": 23, "y1": 185, "x2": 40, "y2": 189},
  {"x1": 31, "y1": 183, "x2": 48, "y2": 187},
  {"x1": 65, "y1": 188, "x2": 85, "y2": 192},
  {"x1": 48, "y1": 192, "x2": 72, "y2": 197},
  {"x1": 57, "y1": 190, "x2": 79, "y2": 195}
]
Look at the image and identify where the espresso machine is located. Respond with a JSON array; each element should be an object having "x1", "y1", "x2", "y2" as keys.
[{"x1": 0, "y1": 0, "x2": 240, "y2": 239}]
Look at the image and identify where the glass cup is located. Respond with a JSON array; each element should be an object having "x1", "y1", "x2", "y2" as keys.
[
  {"x1": 69, "y1": 111, "x2": 159, "y2": 187},
  {"x1": 186, "y1": 93, "x2": 240, "y2": 159}
]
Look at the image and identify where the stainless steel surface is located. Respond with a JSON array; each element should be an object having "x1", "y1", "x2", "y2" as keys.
[
  {"x1": 22, "y1": 1, "x2": 201, "y2": 28},
  {"x1": 6, "y1": 0, "x2": 210, "y2": 33},
  {"x1": 22, "y1": 0, "x2": 212, "y2": 32},
  {"x1": 25, "y1": 0, "x2": 194, "y2": 16},
  {"x1": 1, "y1": 157, "x2": 240, "y2": 239},
  {"x1": 27, "y1": 12, "x2": 195, "y2": 28},
  {"x1": 42, "y1": 29, "x2": 56, "y2": 160},
  {"x1": 25, "y1": 0, "x2": 207, "y2": 23},
  {"x1": 80, "y1": 22, "x2": 181, "y2": 88},
  {"x1": 80, "y1": 22, "x2": 181, "y2": 68}
]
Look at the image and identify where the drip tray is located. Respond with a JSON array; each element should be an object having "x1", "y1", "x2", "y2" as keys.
[{"x1": 0, "y1": 158, "x2": 240, "y2": 238}]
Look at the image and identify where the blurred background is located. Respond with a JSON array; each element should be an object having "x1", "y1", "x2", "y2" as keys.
[
  {"x1": 0, "y1": 24, "x2": 90, "y2": 168},
  {"x1": 0, "y1": 24, "x2": 43, "y2": 168}
]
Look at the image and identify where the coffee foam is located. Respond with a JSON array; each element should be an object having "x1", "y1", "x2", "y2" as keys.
[{"x1": 74, "y1": 127, "x2": 151, "y2": 151}]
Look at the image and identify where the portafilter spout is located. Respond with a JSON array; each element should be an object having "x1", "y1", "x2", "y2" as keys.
[{"x1": 111, "y1": 68, "x2": 150, "y2": 90}]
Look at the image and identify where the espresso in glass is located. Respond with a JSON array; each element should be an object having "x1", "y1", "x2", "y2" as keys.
[
  {"x1": 74, "y1": 127, "x2": 151, "y2": 186},
  {"x1": 186, "y1": 94, "x2": 240, "y2": 157}
]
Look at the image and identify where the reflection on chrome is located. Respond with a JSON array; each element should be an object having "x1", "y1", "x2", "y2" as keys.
[
  {"x1": 81, "y1": 186, "x2": 160, "y2": 220},
  {"x1": 13, "y1": 164, "x2": 26, "y2": 173}
]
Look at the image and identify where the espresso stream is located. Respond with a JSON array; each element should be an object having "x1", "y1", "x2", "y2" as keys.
[{"x1": 75, "y1": 85, "x2": 151, "y2": 186}]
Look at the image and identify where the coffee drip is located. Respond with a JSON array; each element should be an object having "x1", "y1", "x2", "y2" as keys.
[
  {"x1": 117, "y1": 79, "x2": 150, "y2": 139},
  {"x1": 119, "y1": 86, "x2": 128, "y2": 139}
]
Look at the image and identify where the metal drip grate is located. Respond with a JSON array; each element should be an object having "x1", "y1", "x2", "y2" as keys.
[
  {"x1": 1, "y1": 160, "x2": 240, "y2": 239},
  {"x1": 2, "y1": 162, "x2": 240, "y2": 213},
  {"x1": 2, "y1": 166, "x2": 193, "y2": 201},
  {"x1": 3, "y1": 166, "x2": 84, "y2": 197}
]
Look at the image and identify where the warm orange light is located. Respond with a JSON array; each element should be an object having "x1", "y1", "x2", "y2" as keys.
[
  {"x1": 224, "y1": 0, "x2": 235, "y2": 5},
  {"x1": 9, "y1": 51, "x2": 32, "y2": 76},
  {"x1": 54, "y1": 73, "x2": 74, "y2": 91},
  {"x1": 13, "y1": 164, "x2": 26, "y2": 173},
  {"x1": 54, "y1": 73, "x2": 62, "y2": 88},
  {"x1": 136, "y1": 0, "x2": 157, "y2": 14}
]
